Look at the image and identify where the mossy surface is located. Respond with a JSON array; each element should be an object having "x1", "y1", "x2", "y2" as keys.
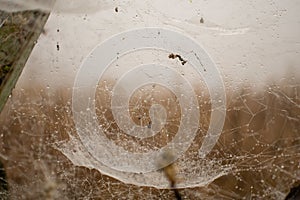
[{"x1": 0, "y1": 10, "x2": 49, "y2": 112}]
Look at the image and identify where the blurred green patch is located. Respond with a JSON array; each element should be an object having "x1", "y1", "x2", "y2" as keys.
[{"x1": 0, "y1": 10, "x2": 49, "y2": 112}]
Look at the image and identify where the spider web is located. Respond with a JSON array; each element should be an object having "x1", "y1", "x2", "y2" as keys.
[
  {"x1": 0, "y1": 0, "x2": 300, "y2": 199},
  {"x1": 0, "y1": 75, "x2": 298, "y2": 199}
]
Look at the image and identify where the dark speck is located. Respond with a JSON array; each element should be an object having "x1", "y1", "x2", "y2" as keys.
[
  {"x1": 168, "y1": 53, "x2": 187, "y2": 66},
  {"x1": 147, "y1": 121, "x2": 152, "y2": 128},
  {"x1": 115, "y1": 7, "x2": 118, "y2": 12},
  {"x1": 285, "y1": 184, "x2": 300, "y2": 200},
  {"x1": 200, "y1": 17, "x2": 204, "y2": 23}
]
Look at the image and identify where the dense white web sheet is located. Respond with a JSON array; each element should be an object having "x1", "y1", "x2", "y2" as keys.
[{"x1": 0, "y1": 80, "x2": 299, "y2": 199}]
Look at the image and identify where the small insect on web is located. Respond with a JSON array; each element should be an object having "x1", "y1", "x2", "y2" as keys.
[
  {"x1": 168, "y1": 53, "x2": 187, "y2": 65},
  {"x1": 157, "y1": 151, "x2": 182, "y2": 200}
]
